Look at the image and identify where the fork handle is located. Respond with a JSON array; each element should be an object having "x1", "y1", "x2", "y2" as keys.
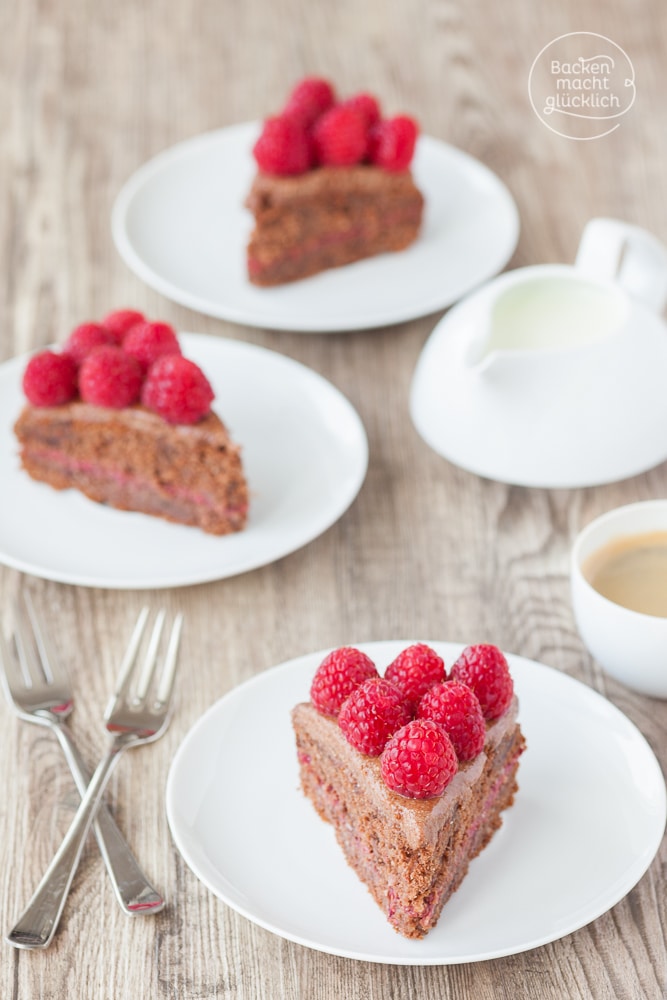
[
  {"x1": 7, "y1": 736, "x2": 132, "y2": 950},
  {"x1": 52, "y1": 723, "x2": 164, "y2": 916}
]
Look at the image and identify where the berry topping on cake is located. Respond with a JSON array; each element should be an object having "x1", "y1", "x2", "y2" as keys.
[
  {"x1": 22, "y1": 350, "x2": 78, "y2": 407},
  {"x1": 141, "y1": 354, "x2": 214, "y2": 425},
  {"x1": 63, "y1": 323, "x2": 115, "y2": 366},
  {"x1": 384, "y1": 643, "x2": 446, "y2": 709},
  {"x1": 101, "y1": 309, "x2": 145, "y2": 343},
  {"x1": 253, "y1": 115, "x2": 312, "y2": 176},
  {"x1": 418, "y1": 681, "x2": 486, "y2": 761},
  {"x1": 369, "y1": 115, "x2": 419, "y2": 171},
  {"x1": 339, "y1": 678, "x2": 412, "y2": 756},
  {"x1": 341, "y1": 92, "x2": 381, "y2": 128},
  {"x1": 381, "y1": 719, "x2": 458, "y2": 799},
  {"x1": 450, "y1": 644, "x2": 514, "y2": 721},
  {"x1": 251, "y1": 79, "x2": 419, "y2": 178},
  {"x1": 310, "y1": 646, "x2": 379, "y2": 716},
  {"x1": 312, "y1": 105, "x2": 368, "y2": 166},
  {"x1": 123, "y1": 321, "x2": 182, "y2": 372},
  {"x1": 79, "y1": 346, "x2": 143, "y2": 408},
  {"x1": 284, "y1": 76, "x2": 336, "y2": 126}
]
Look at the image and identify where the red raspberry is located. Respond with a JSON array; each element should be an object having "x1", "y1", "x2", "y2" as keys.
[
  {"x1": 253, "y1": 115, "x2": 311, "y2": 175},
  {"x1": 63, "y1": 323, "x2": 115, "y2": 366},
  {"x1": 22, "y1": 350, "x2": 78, "y2": 406},
  {"x1": 341, "y1": 92, "x2": 381, "y2": 128},
  {"x1": 339, "y1": 678, "x2": 412, "y2": 756},
  {"x1": 450, "y1": 645, "x2": 514, "y2": 721},
  {"x1": 381, "y1": 719, "x2": 458, "y2": 799},
  {"x1": 418, "y1": 681, "x2": 486, "y2": 761},
  {"x1": 284, "y1": 76, "x2": 336, "y2": 127},
  {"x1": 123, "y1": 321, "x2": 181, "y2": 372},
  {"x1": 384, "y1": 644, "x2": 446, "y2": 709},
  {"x1": 369, "y1": 115, "x2": 419, "y2": 170},
  {"x1": 312, "y1": 105, "x2": 368, "y2": 167},
  {"x1": 141, "y1": 354, "x2": 214, "y2": 424},
  {"x1": 78, "y1": 346, "x2": 142, "y2": 408},
  {"x1": 101, "y1": 309, "x2": 145, "y2": 344},
  {"x1": 310, "y1": 647, "x2": 378, "y2": 716}
]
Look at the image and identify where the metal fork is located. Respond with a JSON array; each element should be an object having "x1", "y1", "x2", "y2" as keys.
[
  {"x1": 0, "y1": 597, "x2": 165, "y2": 918},
  {"x1": 6, "y1": 607, "x2": 183, "y2": 950}
]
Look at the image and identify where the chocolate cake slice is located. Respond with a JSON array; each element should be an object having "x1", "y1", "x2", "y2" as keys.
[
  {"x1": 292, "y1": 643, "x2": 525, "y2": 939},
  {"x1": 14, "y1": 401, "x2": 248, "y2": 535},
  {"x1": 246, "y1": 166, "x2": 424, "y2": 286}
]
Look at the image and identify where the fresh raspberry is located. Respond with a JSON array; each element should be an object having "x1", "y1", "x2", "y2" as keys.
[
  {"x1": 339, "y1": 678, "x2": 412, "y2": 756},
  {"x1": 381, "y1": 719, "x2": 458, "y2": 799},
  {"x1": 310, "y1": 647, "x2": 378, "y2": 716},
  {"x1": 123, "y1": 321, "x2": 181, "y2": 372},
  {"x1": 369, "y1": 115, "x2": 419, "y2": 171},
  {"x1": 63, "y1": 323, "x2": 115, "y2": 366},
  {"x1": 101, "y1": 309, "x2": 145, "y2": 344},
  {"x1": 22, "y1": 350, "x2": 78, "y2": 406},
  {"x1": 418, "y1": 681, "x2": 486, "y2": 761},
  {"x1": 450, "y1": 644, "x2": 514, "y2": 721},
  {"x1": 78, "y1": 346, "x2": 142, "y2": 408},
  {"x1": 312, "y1": 105, "x2": 368, "y2": 167},
  {"x1": 253, "y1": 115, "x2": 311, "y2": 175},
  {"x1": 384, "y1": 644, "x2": 446, "y2": 709},
  {"x1": 141, "y1": 354, "x2": 214, "y2": 424},
  {"x1": 284, "y1": 76, "x2": 336, "y2": 127},
  {"x1": 341, "y1": 92, "x2": 381, "y2": 128}
]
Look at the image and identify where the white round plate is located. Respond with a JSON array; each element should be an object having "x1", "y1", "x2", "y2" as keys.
[
  {"x1": 111, "y1": 123, "x2": 519, "y2": 333},
  {"x1": 410, "y1": 287, "x2": 667, "y2": 488},
  {"x1": 0, "y1": 334, "x2": 367, "y2": 588},
  {"x1": 166, "y1": 641, "x2": 666, "y2": 965}
]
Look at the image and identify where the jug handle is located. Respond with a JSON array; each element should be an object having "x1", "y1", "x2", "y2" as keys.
[{"x1": 574, "y1": 217, "x2": 667, "y2": 313}]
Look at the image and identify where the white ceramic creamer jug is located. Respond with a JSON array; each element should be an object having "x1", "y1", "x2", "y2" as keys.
[{"x1": 410, "y1": 218, "x2": 667, "y2": 487}]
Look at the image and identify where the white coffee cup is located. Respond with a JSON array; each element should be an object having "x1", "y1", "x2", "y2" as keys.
[{"x1": 571, "y1": 500, "x2": 667, "y2": 698}]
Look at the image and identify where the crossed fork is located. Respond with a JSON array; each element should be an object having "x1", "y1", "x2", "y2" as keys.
[{"x1": 0, "y1": 595, "x2": 182, "y2": 949}]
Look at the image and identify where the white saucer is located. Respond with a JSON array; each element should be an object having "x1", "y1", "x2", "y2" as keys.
[
  {"x1": 111, "y1": 123, "x2": 519, "y2": 332},
  {"x1": 410, "y1": 282, "x2": 667, "y2": 488},
  {"x1": 0, "y1": 335, "x2": 367, "y2": 588},
  {"x1": 166, "y1": 641, "x2": 666, "y2": 965}
]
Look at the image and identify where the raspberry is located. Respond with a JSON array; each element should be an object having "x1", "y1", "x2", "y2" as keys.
[
  {"x1": 450, "y1": 645, "x2": 514, "y2": 721},
  {"x1": 369, "y1": 115, "x2": 419, "y2": 171},
  {"x1": 22, "y1": 350, "x2": 78, "y2": 406},
  {"x1": 341, "y1": 92, "x2": 381, "y2": 128},
  {"x1": 78, "y1": 346, "x2": 142, "y2": 408},
  {"x1": 284, "y1": 76, "x2": 336, "y2": 127},
  {"x1": 339, "y1": 678, "x2": 412, "y2": 756},
  {"x1": 63, "y1": 323, "x2": 115, "y2": 366},
  {"x1": 312, "y1": 105, "x2": 368, "y2": 167},
  {"x1": 123, "y1": 321, "x2": 181, "y2": 372},
  {"x1": 381, "y1": 719, "x2": 458, "y2": 799},
  {"x1": 141, "y1": 354, "x2": 214, "y2": 424},
  {"x1": 384, "y1": 644, "x2": 446, "y2": 708},
  {"x1": 418, "y1": 681, "x2": 486, "y2": 761},
  {"x1": 310, "y1": 647, "x2": 378, "y2": 716},
  {"x1": 101, "y1": 309, "x2": 145, "y2": 344},
  {"x1": 253, "y1": 115, "x2": 311, "y2": 175}
]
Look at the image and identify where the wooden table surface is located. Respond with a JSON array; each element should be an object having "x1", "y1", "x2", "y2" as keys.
[{"x1": 1, "y1": 0, "x2": 666, "y2": 997}]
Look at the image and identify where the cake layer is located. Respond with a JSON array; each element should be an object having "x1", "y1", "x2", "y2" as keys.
[
  {"x1": 246, "y1": 166, "x2": 424, "y2": 286},
  {"x1": 14, "y1": 402, "x2": 248, "y2": 535},
  {"x1": 292, "y1": 699, "x2": 525, "y2": 939}
]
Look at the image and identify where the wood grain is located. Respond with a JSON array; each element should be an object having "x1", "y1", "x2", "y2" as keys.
[{"x1": 1, "y1": 0, "x2": 666, "y2": 997}]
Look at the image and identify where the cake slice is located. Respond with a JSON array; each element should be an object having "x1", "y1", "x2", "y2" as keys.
[
  {"x1": 292, "y1": 644, "x2": 525, "y2": 939},
  {"x1": 246, "y1": 167, "x2": 424, "y2": 286},
  {"x1": 14, "y1": 402, "x2": 248, "y2": 535},
  {"x1": 246, "y1": 77, "x2": 424, "y2": 286},
  {"x1": 14, "y1": 312, "x2": 248, "y2": 535}
]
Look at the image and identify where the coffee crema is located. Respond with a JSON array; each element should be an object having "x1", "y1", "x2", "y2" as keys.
[{"x1": 582, "y1": 530, "x2": 667, "y2": 617}]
